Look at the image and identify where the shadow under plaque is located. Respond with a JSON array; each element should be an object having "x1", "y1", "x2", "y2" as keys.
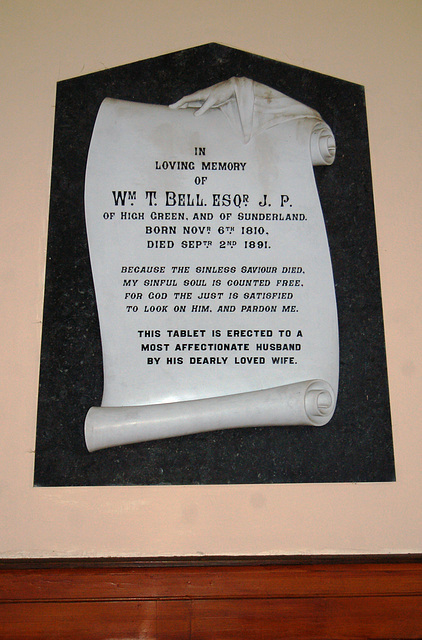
[{"x1": 34, "y1": 43, "x2": 395, "y2": 486}]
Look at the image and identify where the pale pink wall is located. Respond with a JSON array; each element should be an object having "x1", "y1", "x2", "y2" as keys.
[{"x1": 0, "y1": 0, "x2": 421, "y2": 557}]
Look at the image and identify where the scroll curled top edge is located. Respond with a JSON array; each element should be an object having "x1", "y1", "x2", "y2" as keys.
[{"x1": 170, "y1": 77, "x2": 335, "y2": 165}]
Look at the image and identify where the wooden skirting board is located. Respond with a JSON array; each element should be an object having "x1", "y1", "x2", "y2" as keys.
[{"x1": 0, "y1": 556, "x2": 421, "y2": 639}]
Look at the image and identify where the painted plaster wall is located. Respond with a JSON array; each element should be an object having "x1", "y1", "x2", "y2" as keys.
[{"x1": 0, "y1": 0, "x2": 421, "y2": 557}]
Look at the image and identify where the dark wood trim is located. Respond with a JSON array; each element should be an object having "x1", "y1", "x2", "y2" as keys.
[
  {"x1": 1, "y1": 556, "x2": 421, "y2": 639},
  {"x1": 1, "y1": 552, "x2": 421, "y2": 569}
]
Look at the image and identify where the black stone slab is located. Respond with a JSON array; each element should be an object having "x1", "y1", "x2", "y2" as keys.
[{"x1": 34, "y1": 43, "x2": 395, "y2": 486}]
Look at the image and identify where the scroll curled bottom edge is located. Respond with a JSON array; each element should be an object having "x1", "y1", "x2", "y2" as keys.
[{"x1": 85, "y1": 380, "x2": 335, "y2": 452}]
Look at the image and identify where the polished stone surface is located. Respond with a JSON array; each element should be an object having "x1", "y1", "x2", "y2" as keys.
[{"x1": 34, "y1": 43, "x2": 394, "y2": 485}]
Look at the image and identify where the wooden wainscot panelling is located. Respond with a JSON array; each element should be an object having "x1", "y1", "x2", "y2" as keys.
[{"x1": 0, "y1": 556, "x2": 421, "y2": 639}]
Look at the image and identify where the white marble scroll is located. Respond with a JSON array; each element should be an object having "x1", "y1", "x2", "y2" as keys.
[{"x1": 84, "y1": 78, "x2": 338, "y2": 451}]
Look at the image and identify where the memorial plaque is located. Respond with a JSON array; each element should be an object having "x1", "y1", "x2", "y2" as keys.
[
  {"x1": 34, "y1": 44, "x2": 395, "y2": 485},
  {"x1": 84, "y1": 80, "x2": 338, "y2": 450}
]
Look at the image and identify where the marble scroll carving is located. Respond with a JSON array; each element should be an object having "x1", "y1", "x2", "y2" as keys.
[{"x1": 84, "y1": 78, "x2": 339, "y2": 451}]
